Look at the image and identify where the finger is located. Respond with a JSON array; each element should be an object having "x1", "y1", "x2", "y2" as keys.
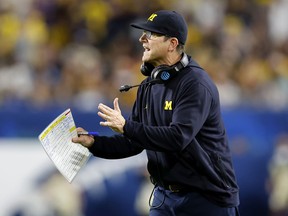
[
  {"x1": 98, "y1": 111, "x2": 109, "y2": 121},
  {"x1": 113, "y1": 98, "x2": 121, "y2": 113},
  {"x1": 99, "y1": 121, "x2": 111, "y2": 127},
  {"x1": 98, "y1": 103, "x2": 113, "y2": 114},
  {"x1": 72, "y1": 136, "x2": 84, "y2": 143},
  {"x1": 73, "y1": 127, "x2": 89, "y2": 142},
  {"x1": 76, "y1": 127, "x2": 85, "y2": 133},
  {"x1": 72, "y1": 134, "x2": 94, "y2": 147}
]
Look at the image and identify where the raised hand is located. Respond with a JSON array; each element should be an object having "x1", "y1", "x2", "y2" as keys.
[{"x1": 98, "y1": 98, "x2": 126, "y2": 134}]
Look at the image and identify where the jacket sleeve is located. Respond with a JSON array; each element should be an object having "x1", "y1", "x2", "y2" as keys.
[
  {"x1": 123, "y1": 82, "x2": 212, "y2": 152},
  {"x1": 88, "y1": 134, "x2": 144, "y2": 159}
]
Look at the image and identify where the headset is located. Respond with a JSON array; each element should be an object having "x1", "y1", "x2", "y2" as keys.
[
  {"x1": 140, "y1": 52, "x2": 189, "y2": 82},
  {"x1": 119, "y1": 53, "x2": 189, "y2": 92}
]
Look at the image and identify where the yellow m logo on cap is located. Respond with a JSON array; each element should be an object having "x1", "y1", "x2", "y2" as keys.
[
  {"x1": 148, "y1": 13, "x2": 157, "y2": 21},
  {"x1": 164, "y1": 101, "x2": 173, "y2": 110}
]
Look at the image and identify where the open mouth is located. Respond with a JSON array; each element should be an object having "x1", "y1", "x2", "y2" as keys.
[{"x1": 143, "y1": 46, "x2": 150, "y2": 52}]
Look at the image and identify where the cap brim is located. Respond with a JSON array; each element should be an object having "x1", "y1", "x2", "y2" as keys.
[
  {"x1": 130, "y1": 22, "x2": 164, "y2": 35},
  {"x1": 130, "y1": 22, "x2": 146, "y2": 30}
]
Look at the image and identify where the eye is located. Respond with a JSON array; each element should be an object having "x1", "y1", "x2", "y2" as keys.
[{"x1": 143, "y1": 31, "x2": 152, "y2": 39}]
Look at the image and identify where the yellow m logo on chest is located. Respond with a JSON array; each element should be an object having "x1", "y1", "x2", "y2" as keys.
[{"x1": 164, "y1": 101, "x2": 173, "y2": 110}]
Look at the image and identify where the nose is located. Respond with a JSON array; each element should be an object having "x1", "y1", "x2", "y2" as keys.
[{"x1": 139, "y1": 33, "x2": 147, "y2": 43}]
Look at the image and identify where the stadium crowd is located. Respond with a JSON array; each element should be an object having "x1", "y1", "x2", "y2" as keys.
[{"x1": 0, "y1": 0, "x2": 287, "y2": 112}]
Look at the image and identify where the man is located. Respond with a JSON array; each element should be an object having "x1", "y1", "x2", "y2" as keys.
[{"x1": 72, "y1": 10, "x2": 240, "y2": 216}]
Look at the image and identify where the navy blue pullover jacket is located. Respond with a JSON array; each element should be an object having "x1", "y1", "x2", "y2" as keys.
[{"x1": 89, "y1": 55, "x2": 240, "y2": 207}]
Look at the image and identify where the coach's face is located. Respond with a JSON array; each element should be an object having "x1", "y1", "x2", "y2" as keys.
[{"x1": 139, "y1": 30, "x2": 171, "y2": 67}]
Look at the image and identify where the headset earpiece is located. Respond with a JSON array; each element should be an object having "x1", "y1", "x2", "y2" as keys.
[
  {"x1": 153, "y1": 53, "x2": 189, "y2": 82},
  {"x1": 141, "y1": 53, "x2": 189, "y2": 82},
  {"x1": 140, "y1": 62, "x2": 155, "y2": 76},
  {"x1": 151, "y1": 65, "x2": 174, "y2": 81}
]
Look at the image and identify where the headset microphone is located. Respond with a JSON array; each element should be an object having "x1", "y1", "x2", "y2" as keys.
[
  {"x1": 119, "y1": 84, "x2": 141, "y2": 92},
  {"x1": 119, "y1": 79, "x2": 160, "y2": 92}
]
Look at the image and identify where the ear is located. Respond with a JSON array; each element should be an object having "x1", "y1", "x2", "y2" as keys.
[{"x1": 168, "y1": 38, "x2": 179, "y2": 52}]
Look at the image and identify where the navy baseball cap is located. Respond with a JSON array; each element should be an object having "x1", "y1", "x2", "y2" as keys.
[{"x1": 131, "y1": 10, "x2": 188, "y2": 45}]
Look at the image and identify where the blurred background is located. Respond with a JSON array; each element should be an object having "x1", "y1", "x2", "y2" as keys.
[{"x1": 0, "y1": 0, "x2": 288, "y2": 215}]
